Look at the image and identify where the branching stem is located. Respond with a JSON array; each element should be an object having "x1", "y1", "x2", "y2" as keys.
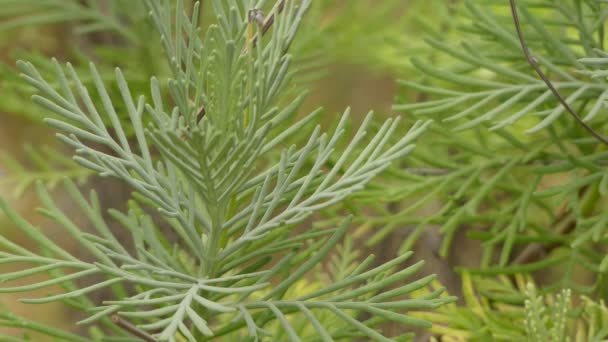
[
  {"x1": 509, "y1": 0, "x2": 608, "y2": 146},
  {"x1": 111, "y1": 314, "x2": 157, "y2": 342}
]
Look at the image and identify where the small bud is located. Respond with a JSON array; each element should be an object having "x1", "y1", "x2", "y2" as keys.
[{"x1": 248, "y1": 9, "x2": 265, "y2": 27}]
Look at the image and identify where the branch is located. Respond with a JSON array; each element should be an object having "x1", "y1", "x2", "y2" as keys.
[
  {"x1": 252, "y1": 0, "x2": 287, "y2": 44},
  {"x1": 508, "y1": 1, "x2": 607, "y2": 265},
  {"x1": 246, "y1": 0, "x2": 287, "y2": 52},
  {"x1": 111, "y1": 315, "x2": 157, "y2": 342},
  {"x1": 509, "y1": 0, "x2": 608, "y2": 146}
]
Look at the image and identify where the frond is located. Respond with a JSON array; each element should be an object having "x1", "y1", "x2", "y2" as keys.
[
  {"x1": 336, "y1": 0, "x2": 608, "y2": 296},
  {"x1": 295, "y1": 0, "x2": 452, "y2": 77},
  {"x1": 0, "y1": 181, "x2": 455, "y2": 341},
  {"x1": 524, "y1": 283, "x2": 570, "y2": 342},
  {"x1": 0, "y1": 0, "x2": 450, "y2": 341},
  {"x1": 0, "y1": 0, "x2": 145, "y2": 42},
  {"x1": 413, "y1": 272, "x2": 608, "y2": 341},
  {"x1": 395, "y1": 1, "x2": 608, "y2": 133},
  {"x1": 0, "y1": 310, "x2": 92, "y2": 342},
  {"x1": 0, "y1": 145, "x2": 92, "y2": 197},
  {"x1": 0, "y1": 0, "x2": 167, "y2": 125}
]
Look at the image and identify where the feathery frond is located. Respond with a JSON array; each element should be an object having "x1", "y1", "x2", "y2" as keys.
[
  {"x1": 0, "y1": 145, "x2": 92, "y2": 197},
  {"x1": 342, "y1": 1, "x2": 608, "y2": 297},
  {"x1": 0, "y1": 0, "x2": 452, "y2": 340}
]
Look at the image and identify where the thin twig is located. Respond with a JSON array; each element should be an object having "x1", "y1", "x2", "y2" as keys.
[
  {"x1": 250, "y1": 0, "x2": 287, "y2": 48},
  {"x1": 111, "y1": 314, "x2": 157, "y2": 342},
  {"x1": 508, "y1": 1, "x2": 606, "y2": 265},
  {"x1": 262, "y1": 0, "x2": 287, "y2": 33},
  {"x1": 509, "y1": 0, "x2": 608, "y2": 146}
]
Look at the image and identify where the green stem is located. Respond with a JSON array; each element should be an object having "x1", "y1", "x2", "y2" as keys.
[
  {"x1": 205, "y1": 203, "x2": 226, "y2": 278},
  {"x1": 0, "y1": 312, "x2": 90, "y2": 342}
]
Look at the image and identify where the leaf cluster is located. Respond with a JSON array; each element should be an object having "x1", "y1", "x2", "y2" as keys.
[
  {"x1": 350, "y1": 0, "x2": 608, "y2": 289},
  {"x1": 0, "y1": 1, "x2": 455, "y2": 341},
  {"x1": 334, "y1": 0, "x2": 608, "y2": 339}
]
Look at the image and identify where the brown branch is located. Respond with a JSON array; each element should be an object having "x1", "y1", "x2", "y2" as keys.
[
  {"x1": 508, "y1": 1, "x2": 607, "y2": 264},
  {"x1": 260, "y1": 0, "x2": 287, "y2": 37},
  {"x1": 248, "y1": 0, "x2": 287, "y2": 49},
  {"x1": 509, "y1": 0, "x2": 608, "y2": 146},
  {"x1": 111, "y1": 314, "x2": 157, "y2": 342}
]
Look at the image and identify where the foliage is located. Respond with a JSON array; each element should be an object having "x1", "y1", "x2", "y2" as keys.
[
  {"x1": 349, "y1": 0, "x2": 608, "y2": 290},
  {"x1": 6, "y1": 0, "x2": 608, "y2": 340},
  {"x1": 0, "y1": 0, "x2": 444, "y2": 193},
  {"x1": 414, "y1": 274, "x2": 608, "y2": 342},
  {"x1": 0, "y1": 145, "x2": 92, "y2": 197},
  {"x1": 297, "y1": 0, "x2": 452, "y2": 76},
  {"x1": 0, "y1": 0, "x2": 455, "y2": 341},
  {"x1": 524, "y1": 283, "x2": 570, "y2": 342},
  {"x1": 331, "y1": 0, "x2": 608, "y2": 340}
]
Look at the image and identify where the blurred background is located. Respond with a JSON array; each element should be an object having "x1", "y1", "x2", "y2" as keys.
[{"x1": 0, "y1": 0, "x2": 455, "y2": 339}]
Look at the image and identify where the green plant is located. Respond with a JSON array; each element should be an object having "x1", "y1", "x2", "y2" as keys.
[
  {"x1": 338, "y1": 0, "x2": 608, "y2": 340},
  {"x1": 0, "y1": 0, "x2": 445, "y2": 193},
  {"x1": 0, "y1": 0, "x2": 455, "y2": 341},
  {"x1": 413, "y1": 275, "x2": 608, "y2": 341},
  {"x1": 347, "y1": 0, "x2": 608, "y2": 285},
  {"x1": 10, "y1": 0, "x2": 608, "y2": 341}
]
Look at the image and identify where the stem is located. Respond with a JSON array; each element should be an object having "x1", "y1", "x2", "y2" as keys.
[
  {"x1": 242, "y1": 0, "x2": 288, "y2": 55},
  {"x1": 111, "y1": 314, "x2": 157, "y2": 342},
  {"x1": 205, "y1": 203, "x2": 226, "y2": 277},
  {"x1": 509, "y1": 0, "x2": 608, "y2": 146}
]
